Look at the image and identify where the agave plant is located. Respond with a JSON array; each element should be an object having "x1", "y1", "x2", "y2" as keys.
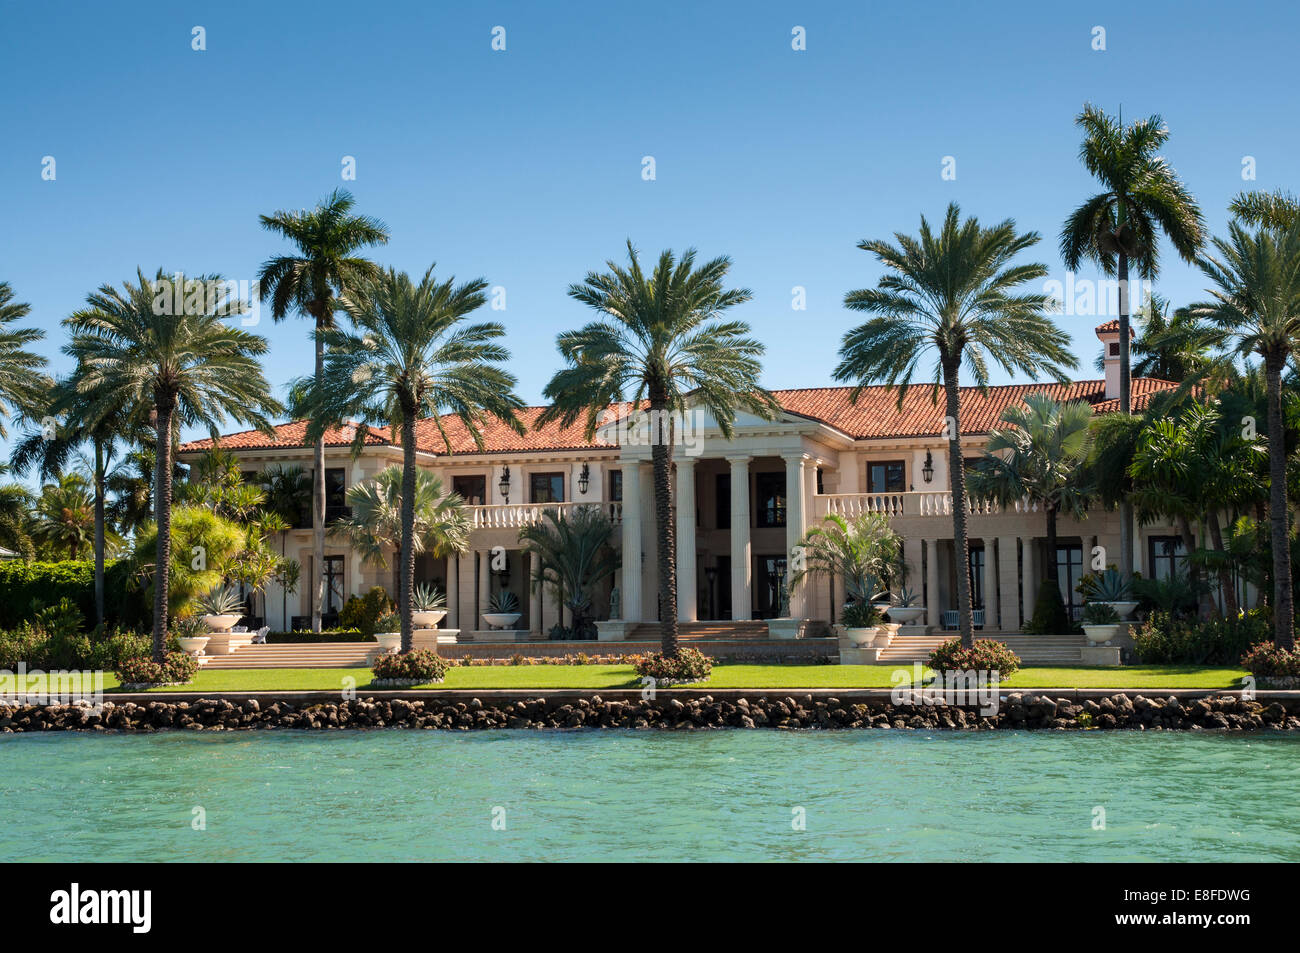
[
  {"x1": 197, "y1": 586, "x2": 244, "y2": 617},
  {"x1": 488, "y1": 590, "x2": 520, "y2": 614},
  {"x1": 412, "y1": 582, "x2": 446, "y2": 613},
  {"x1": 894, "y1": 585, "x2": 922, "y2": 607},
  {"x1": 1079, "y1": 568, "x2": 1132, "y2": 603}
]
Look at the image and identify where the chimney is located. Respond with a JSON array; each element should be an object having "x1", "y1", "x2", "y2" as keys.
[{"x1": 1095, "y1": 321, "x2": 1130, "y2": 400}]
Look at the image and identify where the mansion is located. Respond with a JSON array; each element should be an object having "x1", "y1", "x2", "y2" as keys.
[{"x1": 177, "y1": 324, "x2": 1194, "y2": 638}]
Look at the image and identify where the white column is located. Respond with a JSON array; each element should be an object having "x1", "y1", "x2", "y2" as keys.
[
  {"x1": 925, "y1": 538, "x2": 940, "y2": 628},
  {"x1": 457, "y1": 552, "x2": 475, "y2": 634},
  {"x1": 675, "y1": 458, "x2": 697, "y2": 623},
  {"x1": 997, "y1": 536, "x2": 1020, "y2": 631},
  {"x1": 619, "y1": 462, "x2": 643, "y2": 621},
  {"x1": 447, "y1": 554, "x2": 459, "y2": 629},
  {"x1": 529, "y1": 553, "x2": 543, "y2": 634},
  {"x1": 1085, "y1": 535, "x2": 1098, "y2": 572},
  {"x1": 729, "y1": 455, "x2": 752, "y2": 621},
  {"x1": 477, "y1": 550, "x2": 490, "y2": 631},
  {"x1": 784, "y1": 453, "x2": 808, "y2": 619},
  {"x1": 1022, "y1": 537, "x2": 1037, "y2": 623},
  {"x1": 982, "y1": 540, "x2": 998, "y2": 630}
]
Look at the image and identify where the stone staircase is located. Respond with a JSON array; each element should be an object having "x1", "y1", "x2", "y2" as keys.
[
  {"x1": 874, "y1": 632, "x2": 1086, "y2": 665},
  {"x1": 626, "y1": 621, "x2": 772, "y2": 641},
  {"x1": 200, "y1": 642, "x2": 377, "y2": 669}
]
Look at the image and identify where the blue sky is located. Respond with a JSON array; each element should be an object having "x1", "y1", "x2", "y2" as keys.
[{"x1": 3, "y1": 0, "x2": 1298, "y2": 468}]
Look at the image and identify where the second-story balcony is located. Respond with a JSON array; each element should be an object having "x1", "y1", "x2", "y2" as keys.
[
  {"x1": 469, "y1": 500, "x2": 624, "y2": 530},
  {"x1": 815, "y1": 492, "x2": 1039, "y2": 519}
]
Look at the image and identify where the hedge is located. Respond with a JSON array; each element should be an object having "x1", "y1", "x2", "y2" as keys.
[
  {"x1": 0, "y1": 560, "x2": 149, "y2": 630},
  {"x1": 266, "y1": 630, "x2": 373, "y2": 644}
]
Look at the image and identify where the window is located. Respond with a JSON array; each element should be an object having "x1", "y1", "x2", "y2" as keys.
[
  {"x1": 322, "y1": 555, "x2": 345, "y2": 620},
  {"x1": 1149, "y1": 536, "x2": 1187, "y2": 581},
  {"x1": 609, "y1": 470, "x2": 623, "y2": 503},
  {"x1": 869, "y1": 461, "x2": 905, "y2": 493},
  {"x1": 1056, "y1": 544, "x2": 1084, "y2": 621},
  {"x1": 816, "y1": 467, "x2": 824, "y2": 495},
  {"x1": 715, "y1": 474, "x2": 730, "y2": 529},
  {"x1": 1108, "y1": 342, "x2": 1120, "y2": 356},
  {"x1": 755, "y1": 472, "x2": 786, "y2": 528},
  {"x1": 530, "y1": 472, "x2": 565, "y2": 503},
  {"x1": 755, "y1": 555, "x2": 788, "y2": 619},
  {"x1": 452, "y1": 474, "x2": 486, "y2": 505},
  {"x1": 968, "y1": 547, "x2": 985, "y2": 611},
  {"x1": 325, "y1": 468, "x2": 347, "y2": 523}
]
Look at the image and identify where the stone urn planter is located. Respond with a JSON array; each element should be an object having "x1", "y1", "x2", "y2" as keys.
[
  {"x1": 482, "y1": 612, "x2": 522, "y2": 630},
  {"x1": 1097, "y1": 601, "x2": 1140, "y2": 620},
  {"x1": 374, "y1": 632, "x2": 402, "y2": 653},
  {"x1": 412, "y1": 609, "x2": 446, "y2": 628},
  {"x1": 844, "y1": 626, "x2": 877, "y2": 647},
  {"x1": 177, "y1": 635, "x2": 210, "y2": 657},
  {"x1": 202, "y1": 614, "x2": 241, "y2": 633},
  {"x1": 1081, "y1": 623, "x2": 1123, "y2": 646},
  {"x1": 886, "y1": 606, "x2": 926, "y2": 624}
]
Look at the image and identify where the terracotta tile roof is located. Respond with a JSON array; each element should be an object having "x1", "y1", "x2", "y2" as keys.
[
  {"x1": 1095, "y1": 319, "x2": 1135, "y2": 337},
  {"x1": 179, "y1": 380, "x2": 1180, "y2": 454},
  {"x1": 770, "y1": 378, "x2": 1179, "y2": 439}
]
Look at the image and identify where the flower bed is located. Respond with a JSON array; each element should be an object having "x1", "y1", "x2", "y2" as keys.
[
  {"x1": 633, "y1": 647, "x2": 714, "y2": 685},
  {"x1": 1241, "y1": 641, "x2": 1300, "y2": 685},
  {"x1": 371, "y1": 649, "x2": 449, "y2": 686},
  {"x1": 927, "y1": 638, "x2": 1022, "y2": 678},
  {"x1": 115, "y1": 651, "x2": 200, "y2": 690}
]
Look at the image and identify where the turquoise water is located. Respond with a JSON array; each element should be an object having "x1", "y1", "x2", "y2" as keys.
[{"x1": 3, "y1": 730, "x2": 1298, "y2": 862}]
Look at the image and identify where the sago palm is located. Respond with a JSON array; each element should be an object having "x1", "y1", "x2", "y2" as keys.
[
  {"x1": 1193, "y1": 222, "x2": 1300, "y2": 647},
  {"x1": 835, "y1": 203, "x2": 1075, "y2": 646},
  {"x1": 293, "y1": 266, "x2": 523, "y2": 653},
  {"x1": 330, "y1": 466, "x2": 471, "y2": 571},
  {"x1": 64, "y1": 269, "x2": 281, "y2": 660},
  {"x1": 0, "y1": 281, "x2": 51, "y2": 436},
  {"x1": 258, "y1": 189, "x2": 389, "y2": 633},
  {"x1": 539, "y1": 242, "x2": 779, "y2": 658},
  {"x1": 518, "y1": 506, "x2": 620, "y2": 639},
  {"x1": 1061, "y1": 104, "x2": 1205, "y2": 578}
]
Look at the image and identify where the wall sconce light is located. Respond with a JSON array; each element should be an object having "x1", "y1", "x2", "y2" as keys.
[
  {"x1": 578, "y1": 463, "x2": 591, "y2": 495},
  {"x1": 498, "y1": 466, "x2": 511, "y2": 502},
  {"x1": 922, "y1": 451, "x2": 934, "y2": 484}
]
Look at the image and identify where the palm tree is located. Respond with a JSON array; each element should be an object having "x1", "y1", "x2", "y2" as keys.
[
  {"x1": 258, "y1": 190, "x2": 389, "y2": 633},
  {"x1": 261, "y1": 463, "x2": 312, "y2": 625},
  {"x1": 0, "y1": 464, "x2": 35, "y2": 558},
  {"x1": 64, "y1": 269, "x2": 281, "y2": 660},
  {"x1": 968, "y1": 396, "x2": 1094, "y2": 600},
  {"x1": 293, "y1": 266, "x2": 523, "y2": 653},
  {"x1": 1194, "y1": 222, "x2": 1300, "y2": 648},
  {"x1": 1097, "y1": 293, "x2": 1217, "y2": 382},
  {"x1": 1061, "y1": 105, "x2": 1205, "y2": 579},
  {"x1": 106, "y1": 446, "x2": 168, "y2": 537},
  {"x1": 539, "y1": 242, "x2": 779, "y2": 658},
  {"x1": 330, "y1": 466, "x2": 471, "y2": 571},
  {"x1": 33, "y1": 473, "x2": 96, "y2": 559},
  {"x1": 1231, "y1": 189, "x2": 1300, "y2": 231},
  {"x1": 0, "y1": 282, "x2": 50, "y2": 436},
  {"x1": 518, "y1": 506, "x2": 621, "y2": 639},
  {"x1": 836, "y1": 204, "x2": 1075, "y2": 647},
  {"x1": 789, "y1": 511, "x2": 903, "y2": 611}
]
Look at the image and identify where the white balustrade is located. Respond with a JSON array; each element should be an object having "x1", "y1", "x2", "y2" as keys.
[{"x1": 469, "y1": 500, "x2": 622, "y2": 529}]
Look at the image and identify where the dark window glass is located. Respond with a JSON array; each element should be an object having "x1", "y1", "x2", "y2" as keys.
[
  {"x1": 1056, "y1": 544, "x2": 1084, "y2": 621},
  {"x1": 609, "y1": 470, "x2": 623, "y2": 502},
  {"x1": 869, "y1": 461, "x2": 905, "y2": 493},
  {"x1": 1149, "y1": 536, "x2": 1187, "y2": 581},
  {"x1": 452, "y1": 474, "x2": 487, "y2": 505},
  {"x1": 969, "y1": 547, "x2": 985, "y2": 611},
  {"x1": 715, "y1": 474, "x2": 730, "y2": 529},
  {"x1": 755, "y1": 472, "x2": 786, "y2": 528},
  {"x1": 323, "y1": 555, "x2": 345, "y2": 618},
  {"x1": 530, "y1": 472, "x2": 565, "y2": 504},
  {"x1": 325, "y1": 468, "x2": 347, "y2": 523}
]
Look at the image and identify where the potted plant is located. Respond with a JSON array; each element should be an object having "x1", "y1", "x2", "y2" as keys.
[
  {"x1": 482, "y1": 590, "x2": 522, "y2": 630},
  {"x1": 173, "y1": 615, "x2": 210, "y2": 658},
  {"x1": 840, "y1": 599, "x2": 883, "y2": 647},
  {"x1": 198, "y1": 585, "x2": 244, "y2": 632},
  {"x1": 1080, "y1": 601, "x2": 1123, "y2": 645},
  {"x1": 886, "y1": 584, "x2": 926, "y2": 624},
  {"x1": 411, "y1": 582, "x2": 447, "y2": 628},
  {"x1": 1080, "y1": 568, "x2": 1139, "y2": 620},
  {"x1": 374, "y1": 612, "x2": 402, "y2": 653}
]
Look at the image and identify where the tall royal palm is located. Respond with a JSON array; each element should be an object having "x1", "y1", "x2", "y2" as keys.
[
  {"x1": 258, "y1": 190, "x2": 389, "y2": 633},
  {"x1": 0, "y1": 281, "x2": 51, "y2": 436},
  {"x1": 64, "y1": 269, "x2": 281, "y2": 660},
  {"x1": 539, "y1": 242, "x2": 779, "y2": 658},
  {"x1": 836, "y1": 204, "x2": 1075, "y2": 647},
  {"x1": 1061, "y1": 105, "x2": 1205, "y2": 578},
  {"x1": 1195, "y1": 222, "x2": 1300, "y2": 649},
  {"x1": 293, "y1": 266, "x2": 524, "y2": 653}
]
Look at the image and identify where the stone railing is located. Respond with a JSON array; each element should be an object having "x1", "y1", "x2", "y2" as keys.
[
  {"x1": 469, "y1": 501, "x2": 623, "y2": 529},
  {"x1": 815, "y1": 492, "x2": 1039, "y2": 519}
]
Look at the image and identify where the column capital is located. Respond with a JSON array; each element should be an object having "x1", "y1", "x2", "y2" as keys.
[
  {"x1": 725, "y1": 454, "x2": 752, "y2": 465},
  {"x1": 675, "y1": 457, "x2": 697, "y2": 471},
  {"x1": 781, "y1": 450, "x2": 811, "y2": 465}
]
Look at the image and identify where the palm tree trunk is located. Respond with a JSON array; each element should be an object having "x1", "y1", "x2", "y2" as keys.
[
  {"x1": 311, "y1": 316, "x2": 326, "y2": 634},
  {"x1": 93, "y1": 438, "x2": 106, "y2": 628},
  {"x1": 1175, "y1": 514, "x2": 1201, "y2": 618},
  {"x1": 1266, "y1": 355, "x2": 1295, "y2": 649},
  {"x1": 1207, "y1": 513, "x2": 1239, "y2": 617},
  {"x1": 1044, "y1": 504, "x2": 1059, "y2": 584},
  {"x1": 1117, "y1": 252, "x2": 1135, "y2": 581},
  {"x1": 152, "y1": 400, "x2": 175, "y2": 662},
  {"x1": 650, "y1": 400, "x2": 679, "y2": 657},
  {"x1": 399, "y1": 407, "x2": 417, "y2": 654},
  {"x1": 942, "y1": 361, "x2": 974, "y2": 648}
]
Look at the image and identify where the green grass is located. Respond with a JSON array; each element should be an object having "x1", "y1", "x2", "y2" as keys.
[{"x1": 1, "y1": 663, "x2": 1251, "y2": 696}]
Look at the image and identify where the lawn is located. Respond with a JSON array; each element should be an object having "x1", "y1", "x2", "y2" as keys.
[{"x1": 2, "y1": 663, "x2": 1252, "y2": 696}]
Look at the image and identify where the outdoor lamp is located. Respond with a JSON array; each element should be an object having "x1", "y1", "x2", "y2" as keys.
[
  {"x1": 578, "y1": 463, "x2": 591, "y2": 495},
  {"x1": 498, "y1": 466, "x2": 511, "y2": 502},
  {"x1": 922, "y1": 451, "x2": 934, "y2": 484}
]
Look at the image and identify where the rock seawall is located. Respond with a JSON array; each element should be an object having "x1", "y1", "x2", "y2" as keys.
[{"x1": 1, "y1": 691, "x2": 1298, "y2": 733}]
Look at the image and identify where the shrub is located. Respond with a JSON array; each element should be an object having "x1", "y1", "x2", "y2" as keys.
[
  {"x1": 116, "y1": 651, "x2": 199, "y2": 686},
  {"x1": 88, "y1": 629, "x2": 152, "y2": 669},
  {"x1": 1132, "y1": 609, "x2": 1272, "y2": 665},
  {"x1": 338, "y1": 587, "x2": 394, "y2": 637},
  {"x1": 1080, "y1": 602, "x2": 1120, "y2": 625},
  {"x1": 633, "y1": 647, "x2": 713, "y2": 683},
  {"x1": 1240, "y1": 641, "x2": 1300, "y2": 677},
  {"x1": 927, "y1": 637, "x2": 1022, "y2": 678},
  {"x1": 841, "y1": 600, "x2": 883, "y2": 628},
  {"x1": 371, "y1": 649, "x2": 448, "y2": 683},
  {"x1": 1023, "y1": 580, "x2": 1071, "y2": 634},
  {"x1": 0, "y1": 559, "x2": 148, "y2": 630}
]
